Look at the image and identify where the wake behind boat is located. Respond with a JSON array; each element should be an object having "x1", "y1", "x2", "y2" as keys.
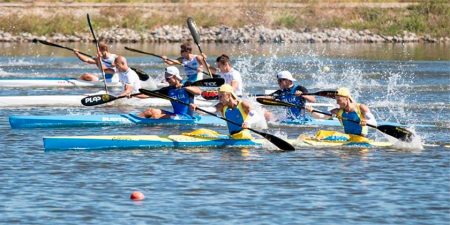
[{"x1": 0, "y1": 77, "x2": 122, "y2": 88}]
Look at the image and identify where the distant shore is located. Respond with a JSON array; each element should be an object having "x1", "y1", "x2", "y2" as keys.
[{"x1": 0, "y1": 1, "x2": 448, "y2": 43}]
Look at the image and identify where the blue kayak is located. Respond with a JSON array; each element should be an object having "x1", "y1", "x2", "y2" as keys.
[{"x1": 9, "y1": 114, "x2": 226, "y2": 128}]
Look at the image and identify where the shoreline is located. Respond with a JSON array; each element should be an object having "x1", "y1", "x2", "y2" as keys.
[
  {"x1": 1, "y1": 26, "x2": 448, "y2": 44},
  {"x1": 0, "y1": 1, "x2": 448, "y2": 44}
]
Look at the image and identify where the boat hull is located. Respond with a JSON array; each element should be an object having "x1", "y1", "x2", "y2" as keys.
[
  {"x1": 43, "y1": 134, "x2": 391, "y2": 151},
  {"x1": 0, "y1": 78, "x2": 122, "y2": 88},
  {"x1": 44, "y1": 135, "x2": 263, "y2": 151},
  {"x1": 10, "y1": 114, "x2": 226, "y2": 128},
  {"x1": 0, "y1": 95, "x2": 215, "y2": 107}
]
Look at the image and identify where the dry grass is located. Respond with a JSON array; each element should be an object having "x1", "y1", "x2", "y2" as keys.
[{"x1": 0, "y1": 1, "x2": 448, "y2": 37}]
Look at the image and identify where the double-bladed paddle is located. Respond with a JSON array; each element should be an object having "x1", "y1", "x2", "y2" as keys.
[
  {"x1": 139, "y1": 88, "x2": 295, "y2": 151},
  {"x1": 81, "y1": 78, "x2": 225, "y2": 106},
  {"x1": 32, "y1": 40, "x2": 150, "y2": 81},
  {"x1": 187, "y1": 17, "x2": 214, "y2": 78},
  {"x1": 87, "y1": 14, "x2": 108, "y2": 93},
  {"x1": 256, "y1": 98, "x2": 414, "y2": 142},
  {"x1": 201, "y1": 90, "x2": 337, "y2": 100},
  {"x1": 124, "y1": 47, "x2": 222, "y2": 79}
]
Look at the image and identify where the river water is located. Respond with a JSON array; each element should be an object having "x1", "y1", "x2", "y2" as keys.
[{"x1": 0, "y1": 42, "x2": 449, "y2": 224}]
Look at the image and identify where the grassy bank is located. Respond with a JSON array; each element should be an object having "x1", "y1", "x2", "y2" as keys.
[{"x1": 0, "y1": 1, "x2": 448, "y2": 37}]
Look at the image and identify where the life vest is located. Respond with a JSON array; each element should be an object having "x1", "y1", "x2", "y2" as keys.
[
  {"x1": 337, "y1": 103, "x2": 368, "y2": 136},
  {"x1": 222, "y1": 101, "x2": 251, "y2": 139},
  {"x1": 276, "y1": 85, "x2": 308, "y2": 120},
  {"x1": 166, "y1": 86, "x2": 194, "y2": 117},
  {"x1": 182, "y1": 56, "x2": 201, "y2": 82}
]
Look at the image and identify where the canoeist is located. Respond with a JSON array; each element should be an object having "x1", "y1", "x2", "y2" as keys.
[
  {"x1": 114, "y1": 56, "x2": 141, "y2": 97},
  {"x1": 213, "y1": 84, "x2": 255, "y2": 139},
  {"x1": 265, "y1": 71, "x2": 316, "y2": 121},
  {"x1": 138, "y1": 66, "x2": 201, "y2": 119},
  {"x1": 162, "y1": 42, "x2": 209, "y2": 83},
  {"x1": 306, "y1": 87, "x2": 377, "y2": 142},
  {"x1": 73, "y1": 42, "x2": 118, "y2": 82},
  {"x1": 210, "y1": 54, "x2": 243, "y2": 96}
]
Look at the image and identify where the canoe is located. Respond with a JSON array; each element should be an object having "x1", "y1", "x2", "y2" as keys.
[
  {"x1": 9, "y1": 113, "x2": 226, "y2": 128},
  {"x1": 43, "y1": 129, "x2": 392, "y2": 151},
  {"x1": 0, "y1": 94, "x2": 216, "y2": 107},
  {"x1": 0, "y1": 78, "x2": 122, "y2": 88}
]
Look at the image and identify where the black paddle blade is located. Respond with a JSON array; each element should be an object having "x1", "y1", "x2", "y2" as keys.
[
  {"x1": 255, "y1": 131, "x2": 295, "y2": 151},
  {"x1": 315, "y1": 90, "x2": 337, "y2": 98},
  {"x1": 256, "y1": 98, "x2": 295, "y2": 107},
  {"x1": 130, "y1": 67, "x2": 149, "y2": 81},
  {"x1": 81, "y1": 94, "x2": 117, "y2": 106},
  {"x1": 87, "y1": 14, "x2": 98, "y2": 42},
  {"x1": 191, "y1": 78, "x2": 224, "y2": 87},
  {"x1": 377, "y1": 125, "x2": 414, "y2": 142},
  {"x1": 187, "y1": 17, "x2": 201, "y2": 44}
]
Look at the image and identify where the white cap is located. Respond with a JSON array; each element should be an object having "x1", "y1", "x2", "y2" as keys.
[
  {"x1": 276, "y1": 71, "x2": 296, "y2": 81},
  {"x1": 165, "y1": 66, "x2": 182, "y2": 80}
]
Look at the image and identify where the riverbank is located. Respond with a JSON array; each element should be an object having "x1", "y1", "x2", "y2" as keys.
[{"x1": 0, "y1": 1, "x2": 448, "y2": 43}]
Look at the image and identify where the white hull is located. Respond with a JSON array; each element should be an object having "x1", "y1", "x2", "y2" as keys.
[
  {"x1": 0, "y1": 94, "x2": 216, "y2": 108},
  {"x1": 0, "y1": 78, "x2": 123, "y2": 88}
]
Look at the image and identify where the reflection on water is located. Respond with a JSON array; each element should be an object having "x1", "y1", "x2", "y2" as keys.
[{"x1": 1, "y1": 42, "x2": 450, "y2": 61}]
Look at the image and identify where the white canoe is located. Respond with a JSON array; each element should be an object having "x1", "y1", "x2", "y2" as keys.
[{"x1": 0, "y1": 78, "x2": 123, "y2": 88}]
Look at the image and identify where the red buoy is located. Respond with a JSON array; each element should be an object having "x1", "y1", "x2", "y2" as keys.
[{"x1": 130, "y1": 191, "x2": 145, "y2": 201}]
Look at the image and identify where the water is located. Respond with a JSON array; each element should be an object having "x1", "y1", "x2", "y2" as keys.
[{"x1": 0, "y1": 42, "x2": 449, "y2": 224}]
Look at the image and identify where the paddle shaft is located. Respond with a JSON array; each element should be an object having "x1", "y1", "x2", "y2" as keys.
[
  {"x1": 35, "y1": 40, "x2": 149, "y2": 81},
  {"x1": 140, "y1": 89, "x2": 295, "y2": 151},
  {"x1": 124, "y1": 47, "x2": 220, "y2": 78},
  {"x1": 87, "y1": 14, "x2": 108, "y2": 93}
]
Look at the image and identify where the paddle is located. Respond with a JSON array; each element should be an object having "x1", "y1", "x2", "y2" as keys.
[
  {"x1": 124, "y1": 47, "x2": 221, "y2": 78},
  {"x1": 32, "y1": 40, "x2": 150, "y2": 81},
  {"x1": 201, "y1": 90, "x2": 337, "y2": 100},
  {"x1": 139, "y1": 88, "x2": 295, "y2": 151},
  {"x1": 187, "y1": 17, "x2": 213, "y2": 78},
  {"x1": 87, "y1": 14, "x2": 108, "y2": 93},
  {"x1": 256, "y1": 98, "x2": 414, "y2": 142},
  {"x1": 81, "y1": 77, "x2": 224, "y2": 106},
  {"x1": 81, "y1": 93, "x2": 141, "y2": 106}
]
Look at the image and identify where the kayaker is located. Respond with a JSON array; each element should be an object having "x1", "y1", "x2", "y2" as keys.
[
  {"x1": 73, "y1": 42, "x2": 118, "y2": 82},
  {"x1": 161, "y1": 42, "x2": 209, "y2": 83},
  {"x1": 114, "y1": 56, "x2": 142, "y2": 98},
  {"x1": 306, "y1": 87, "x2": 377, "y2": 142},
  {"x1": 213, "y1": 84, "x2": 255, "y2": 139},
  {"x1": 138, "y1": 66, "x2": 201, "y2": 119},
  {"x1": 265, "y1": 71, "x2": 316, "y2": 122},
  {"x1": 210, "y1": 54, "x2": 243, "y2": 96}
]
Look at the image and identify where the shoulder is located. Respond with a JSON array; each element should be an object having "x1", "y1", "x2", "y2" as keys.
[
  {"x1": 240, "y1": 100, "x2": 251, "y2": 111},
  {"x1": 330, "y1": 108, "x2": 340, "y2": 114},
  {"x1": 358, "y1": 104, "x2": 370, "y2": 113},
  {"x1": 295, "y1": 85, "x2": 308, "y2": 92}
]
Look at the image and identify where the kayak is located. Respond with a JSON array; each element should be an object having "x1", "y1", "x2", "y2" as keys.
[
  {"x1": 10, "y1": 113, "x2": 347, "y2": 129},
  {"x1": 9, "y1": 113, "x2": 226, "y2": 128},
  {"x1": 0, "y1": 78, "x2": 122, "y2": 88},
  {"x1": 43, "y1": 129, "x2": 263, "y2": 151},
  {"x1": 43, "y1": 129, "x2": 392, "y2": 151},
  {"x1": 9, "y1": 113, "x2": 403, "y2": 129},
  {"x1": 0, "y1": 94, "x2": 215, "y2": 107}
]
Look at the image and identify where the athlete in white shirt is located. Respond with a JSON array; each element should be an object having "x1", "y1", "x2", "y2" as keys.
[
  {"x1": 213, "y1": 54, "x2": 243, "y2": 95},
  {"x1": 114, "y1": 56, "x2": 141, "y2": 97},
  {"x1": 73, "y1": 42, "x2": 118, "y2": 82}
]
